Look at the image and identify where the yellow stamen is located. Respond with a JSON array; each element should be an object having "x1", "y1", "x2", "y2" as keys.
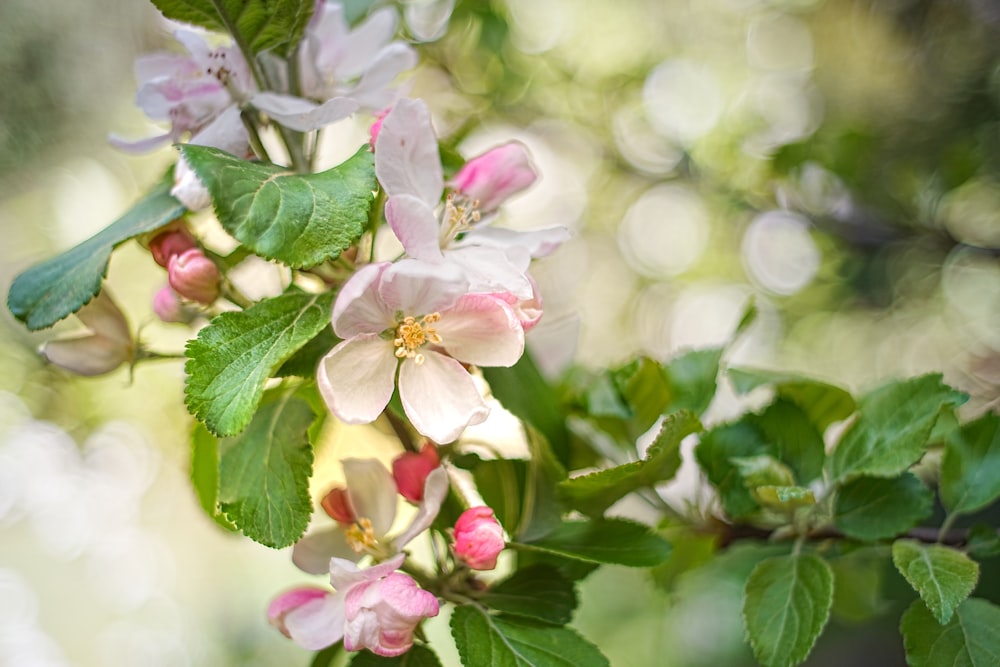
[
  {"x1": 393, "y1": 313, "x2": 442, "y2": 366},
  {"x1": 440, "y1": 193, "x2": 481, "y2": 245},
  {"x1": 345, "y1": 517, "x2": 378, "y2": 553}
]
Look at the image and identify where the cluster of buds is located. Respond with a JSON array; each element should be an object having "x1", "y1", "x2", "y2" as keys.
[{"x1": 148, "y1": 225, "x2": 220, "y2": 319}]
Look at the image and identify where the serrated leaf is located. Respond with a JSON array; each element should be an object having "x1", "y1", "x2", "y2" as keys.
[
  {"x1": 754, "y1": 485, "x2": 815, "y2": 510},
  {"x1": 743, "y1": 553, "x2": 833, "y2": 667},
  {"x1": 833, "y1": 473, "x2": 933, "y2": 541},
  {"x1": 275, "y1": 325, "x2": 338, "y2": 378},
  {"x1": 349, "y1": 644, "x2": 442, "y2": 667},
  {"x1": 190, "y1": 422, "x2": 237, "y2": 531},
  {"x1": 728, "y1": 367, "x2": 856, "y2": 432},
  {"x1": 450, "y1": 605, "x2": 609, "y2": 667},
  {"x1": 611, "y1": 357, "x2": 672, "y2": 434},
  {"x1": 830, "y1": 548, "x2": 887, "y2": 623},
  {"x1": 7, "y1": 176, "x2": 184, "y2": 330},
  {"x1": 185, "y1": 290, "x2": 335, "y2": 436},
  {"x1": 940, "y1": 412, "x2": 1000, "y2": 517},
  {"x1": 514, "y1": 518, "x2": 671, "y2": 567},
  {"x1": 695, "y1": 420, "x2": 770, "y2": 519},
  {"x1": 150, "y1": 0, "x2": 314, "y2": 56},
  {"x1": 557, "y1": 410, "x2": 702, "y2": 516},
  {"x1": 663, "y1": 347, "x2": 722, "y2": 415},
  {"x1": 479, "y1": 565, "x2": 577, "y2": 625},
  {"x1": 901, "y1": 597, "x2": 1000, "y2": 667},
  {"x1": 750, "y1": 399, "x2": 826, "y2": 483},
  {"x1": 217, "y1": 391, "x2": 315, "y2": 547},
  {"x1": 180, "y1": 145, "x2": 375, "y2": 268},
  {"x1": 892, "y1": 539, "x2": 980, "y2": 624},
  {"x1": 829, "y1": 374, "x2": 966, "y2": 481}
]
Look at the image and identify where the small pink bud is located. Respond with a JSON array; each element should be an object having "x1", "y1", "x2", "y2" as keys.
[
  {"x1": 451, "y1": 506, "x2": 505, "y2": 571},
  {"x1": 321, "y1": 487, "x2": 356, "y2": 524},
  {"x1": 168, "y1": 248, "x2": 220, "y2": 304},
  {"x1": 343, "y1": 572, "x2": 439, "y2": 657},
  {"x1": 392, "y1": 443, "x2": 441, "y2": 504},
  {"x1": 451, "y1": 142, "x2": 537, "y2": 212},
  {"x1": 41, "y1": 290, "x2": 134, "y2": 376},
  {"x1": 152, "y1": 285, "x2": 187, "y2": 323},
  {"x1": 369, "y1": 108, "x2": 390, "y2": 150},
  {"x1": 149, "y1": 227, "x2": 197, "y2": 268}
]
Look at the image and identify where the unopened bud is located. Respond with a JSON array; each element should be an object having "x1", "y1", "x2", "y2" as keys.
[
  {"x1": 41, "y1": 290, "x2": 134, "y2": 376},
  {"x1": 391, "y1": 442, "x2": 440, "y2": 503},
  {"x1": 321, "y1": 487, "x2": 356, "y2": 524},
  {"x1": 451, "y1": 506, "x2": 505, "y2": 571},
  {"x1": 451, "y1": 142, "x2": 537, "y2": 212},
  {"x1": 168, "y1": 248, "x2": 220, "y2": 304},
  {"x1": 149, "y1": 227, "x2": 197, "y2": 268},
  {"x1": 152, "y1": 285, "x2": 189, "y2": 323}
]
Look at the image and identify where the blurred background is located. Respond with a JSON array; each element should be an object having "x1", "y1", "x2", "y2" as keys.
[{"x1": 1, "y1": 0, "x2": 999, "y2": 665}]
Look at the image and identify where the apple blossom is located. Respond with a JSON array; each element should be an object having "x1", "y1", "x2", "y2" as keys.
[
  {"x1": 451, "y1": 506, "x2": 505, "y2": 571},
  {"x1": 392, "y1": 443, "x2": 441, "y2": 503},
  {"x1": 343, "y1": 570, "x2": 439, "y2": 657},
  {"x1": 41, "y1": 290, "x2": 134, "y2": 376},
  {"x1": 450, "y1": 142, "x2": 538, "y2": 213}
]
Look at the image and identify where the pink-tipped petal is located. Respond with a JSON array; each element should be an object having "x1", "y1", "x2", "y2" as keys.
[
  {"x1": 343, "y1": 459, "x2": 398, "y2": 538},
  {"x1": 280, "y1": 590, "x2": 347, "y2": 650},
  {"x1": 292, "y1": 526, "x2": 357, "y2": 575},
  {"x1": 331, "y1": 263, "x2": 396, "y2": 338},
  {"x1": 394, "y1": 467, "x2": 449, "y2": 549},
  {"x1": 452, "y1": 506, "x2": 505, "y2": 571},
  {"x1": 436, "y1": 294, "x2": 524, "y2": 367},
  {"x1": 378, "y1": 259, "x2": 466, "y2": 316},
  {"x1": 385, "y1": 194, "x2": 445, "y2": 262},
  {"x1": 392, "y1": 443, "x2": 440, "y2": 504},
  {"x1": 374, "y1": 99, "x2": 443, "y2": 206},
  {"x1": 330, "y1": 553, "x2": 406, "y2": 591},
  {"x1": 398, "y1": 352, "x2": 489, "y2": 444},
  {"x1": 317, "y1": 335, "x2": 398, "y2": 425},
  {"x1": 451, "y1": 142, "x2": 537, "y2": 212},
  {"x1": 343, "y1": 572, "x2": 439, "y2": 657}
]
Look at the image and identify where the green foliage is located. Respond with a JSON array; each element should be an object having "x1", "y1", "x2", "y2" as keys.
[
  {"x1": 557, "y1": 410, "x2": 701, "y2": 516},
  {"x1": 518, "y1": 427, "x2": 567, "y2": 542},
  {"x1": 149, "y1": 0, "x2": 314, "y2": 56},
  {"x1": 940, "y1": 412, "x2": 1000, "y2": 517},
  {"x1": 514, "y1": 518, "x2": 672, "y2": 567},
  {"x1": 7, "y1": 176, "x2": 184, "y2": 330},
  {"x1": 179, "y1": 145, "x2": 375, "y2": 268},
  {"x1": 216, "y1": 390, "x2": 316, "y2": 548},
  {"x1": 892, "y1": 539, "x2": 980, "y2": 624},
  {"x1": 828, "y1": 374, "x2": 967, "y2": 481},
  {"x1": 185, "y1": 290, "x2": 334, "y2": 436},
  {"x1": 742, "y1": 553, "x2": 834, "y2": 667},
  {"x1": 696, "y1": 420, "x2": 770, "y2": 519},
  {"x1": 829, "y1": 548, "x2": 888, "y2": 623},
  {"x1": 450, "y1": 605, "x2": 609, "y2": 667},
  {"x1": 833, "y1": 473, "x2": 933, "y2": 541},
  {"x1": 275, "y1": 326, "x2": 338, "y2": 378},
  {"x1": 727, "y1": 368, "x2": 856, "y2": 432},
  {"x1": 663, "y1": 348, "x2": 723, "y2": 415},
  {"x1": 349, "y1": 644, "x2": 442, "y2": 667},
  {"x1": 190, "y1": 422, "x2": 237, "y2": 531},
  {"x1": 753, "y1": 485, "x2": 816, "y2": 511},
  {"x1": 478, "y1": 565, "x2": 577, "y2": 626},
  {"x1": 749, "y1": 399, "x2": 826, "y2": 483},
  {"x1": 900, "y1": 598, "x2": 1000, "y2": 667}
]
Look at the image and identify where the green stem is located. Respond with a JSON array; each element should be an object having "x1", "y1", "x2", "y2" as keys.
[
  {"x1": 938, "y1": 512, "x2": 959, "y2": 544},
  {"x1": 221, "y1": 279, "x2": 254, "y2": 309},
  {"x1": 241, "y1": 111, "x2": 272, "y2": 163}
]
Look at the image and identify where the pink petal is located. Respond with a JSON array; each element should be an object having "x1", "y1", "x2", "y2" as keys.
[
  {"x1": 398, "y1": 352, "x2": 489, "y2": 444},
  {"x1": 378, "y1": 259, "x2": 466, "y2": 315},
  {"x1": 330, "y1": 553, "x2": 406, "y2": 591},
  {"x1": 332, "y1": 263, "x2": 396, "y2": 338},
  {"x1": 252, "y1": 93, "x2": 359, "y2": 132},
  {"x1": 374, "y1": 99, "x2": 443, "y2": 206},
  {"x1": 394, "y1": 467, "x2": 449, "y2": 549},
  {"x1": 385, "y1": 194, "x2": 445, "y2": 262},
  {"x1": 444, "y1": 245, "x2": 534, "y2": 299},
  {"x1": 343, "y1": 459, "x2": 398, "y2": 538},
  {"x1": 317, "y1": 335, "x2": 398, "y2": 425},
  {"x1": 436, "y1": 294, "x2": 524, "y2": 367},
  {"x1": 281, "y1": 591, "x2": 347, "y2": 650},
  {"x1": 450, "y1": 142, "x2": 537, "y2": 212},
  {"x1": 292, "y1": 526, "x2": 357, "y2": 575}
]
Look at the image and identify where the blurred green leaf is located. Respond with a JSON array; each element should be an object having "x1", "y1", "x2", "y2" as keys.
[
  {"x1": 743, "y1": 553, "x2": 833, "y2": 667},
  {"x1": 190, "y1": 422, "x2": 237, "y2": 531},
  {"x1": 940, "y1": 412, "x2": 1000, "y2": 517},
  {"x1": 967, "y1": 524, "x2": 1000, "y2": 560},
  {"x1": 349, "y1": 644, "x2": 441, "y2": 666},
  {"x1": 150, "y1": 0, "x2": 314, "y2": 56},
  {"x1": 451, "y1": 606, "x2": 609, "y2": 667},
  {"x1": 514, "y1": 518, "x2": 672, "y2": 567},
  {"x1": 732, "y1": 455, "x2": 796, "y2": 489},
  {"x1": 310, "y1": 644, "x2": 342, "y2": 667},
  {"x1": 696, "y1": 420, "x2": 770, "y2": 519},
  {"x1": 727, "y1": 367, "x2": 855, "y2": 432},
  {"x1": 750, "y1": 399, "x2": 826, "y2": 483},
  {"x1": 663, "y1": 347, "x2": 722, "y2": 415},
  {"x1": 901, "y1": 598, "x2": 1000, "y2": 667},
  {"x1": 185, "y1": 290, "x2": 334, "y2": 436},
  {"x1": 7, "y1": 175, "x2": 184, "y2": 330},
  {"x1": 753, "y1": 485, "x2": 816, "y2": 511},
  {"x1": 893, "y1": 539, "x2": 979, "y2": 625},
  {"x1": 834, "y1": 473, "x2": 933, "y2": 541},
  {"x1": 180, "y1": 145, "x2": 375, "y2": 268},
  {"x1": 472, "y1": 458, "x2": 526, "y2": 541},
  {"x1": 479, "y1": 565, "x2": 577, "y2": 626},
  {"x1": 829, "y1": 374, "x2": 966, "y2": 481},
  {"x1": 517, "y1": 427, "x2": 566, "y2": 542},
  {"x1": 650, "y1": 525, "x2": 718, "y2": 591},
  {"x1": 830, "y1": 548, "x2": 888, "y2": 623}
]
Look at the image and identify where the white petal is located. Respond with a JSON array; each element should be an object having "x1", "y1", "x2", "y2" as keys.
[
  {"x1": 283, "y1": 592, "x2": 346, "y2": 650},
  {"x1": 189, "y1": 106, "x2": 250, "y2": 155},
  {"x1": 398, "y1": 352, "x2": 488, "y2": 443},
  {"x1": 385, "y1": 194, "x2": 444, "y2": 262},
  {"x1": 332, "y1": 263, "x2": 396, "y2": 338},
  {"x1": 330, "y1": 553, "x2": 406, "y2": 590},
  {"x1": 394, "y1": 467, "x2": 448, "y2": 549},
  {"x1": 317, "y1": 335, "x2": 397, "y2": 425},
  {"x1": 378, "y1": 259, "x2": 467, "y2": 315},
  {"x1": 343, "y1": 459, "x2": 397, "y2": 538},
  {"x1": 437, "y1": 294, "x2": 524, "y2": 367},
  {"x1": 108, "y1": 132, "x2": 173, "y2": 153},
  {"x1": 444, "y1": 246, "x2": 533, "y2": 299},
  {"x1": 461, "y1": 225, "x2": 571, "y2": 258},
  {"x1": 292, "y1": 527, "x2": 357, "y2": 575},
  {"x1": 347, "y1": 43, "x2": 419, "y2": 109},
  {"x1": 252, "y1": 93, "x2": 359, "y2": 132},
  {"x1": 374, "y1": 98, "x2": 443, "y2": 206},
  {"x1": 404, "y1": 0, "x2": 455, "y2": 42},
  {"x1": 339, "y1": 8, "x2": 399, "y2": 78}
]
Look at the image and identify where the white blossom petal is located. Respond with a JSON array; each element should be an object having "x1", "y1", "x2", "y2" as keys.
[
  {"x1": 339, "y1": 8, "x2": 399, "y2": 78},
  {"x1": 330, "y1": 553, "x2": 406, "y2": 591},
  {"x1": 282, "y1": 592, "x2": 347, "y2": 650},
  {"x1": 318, "y1": 335, "x2": 397, "y2": 424},
  {"x1": 445, "y1": 246, "x2": 534, "y2": 299},
  {"x1": 437, "y1": 294, "x2": 524, "y2": 367},
  {"x1": 332, "y1": 263, "x2": 397, "y2": 338},
  {"x1": 398, "y1": 352, "x2": 489, "y2": 443},
  {"x1": 292, "y1": 526, "x2": 357, "y2": 574},
  {"x1": 374, "y1": 99, "x2": 443, "y2": 206},
  {"x1": 378, "y1": 259, "x2": 466, "y2": 315},
  {"x1": 385, "y1": 194, "x2": 445, "y2": 262},
  {"x1": 343, "y1": 459, "x2": 398, "y2": 538},
  {"x1": 394, "y1": 467, "x2": 448, "y2": 549},
  {"x1": 252, "y1": 93, "x2": 359, "y2": 132},
  {"x1": 347, "y1": 43, "x2": 418, "y2": 109},
  {"x1": 460, "y1": 225, "x2": 571, "y2": 259}
]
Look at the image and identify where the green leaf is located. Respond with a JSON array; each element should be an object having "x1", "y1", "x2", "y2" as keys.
[
  {"x1": 275, "y1": 325, "x2": 338, "y2": 378},
  {"x1": 732, "y1": 455, "x2": 795, "y2": 488},
  {"x1": 472, "y1": 458, "x2": 527, "y2": 540},
  {"x1": 892, "y1": 539, "x2": 980, "y2": 624},
  {"x1": 149, "y1": 0, "x2": 314, "y2": 56},
  {"x1": 557, "y1": 410, "x2": 702, "y2": 516},
  {"x1": 695, "y1": 420, "x2": 770, "y2": 519},
  {"x1": 611, "y1": 357, "x2": 672, "y2": 434},
  {"x1": 753, "y1": 485, "x2": 816, "y2": 510},
  {"x1": 663, "y1": 347, "x2": 722, "y2": 415},
  {"x1": 966, "y1": 524, "x2": 1000, "y2": 560},
  {"x1": 190, "y1": 422, "x2": 237, "y2": 531},
  {"x1": 750, "y1": 399, "x2": 826, "y2": 483},
  {"x1": 479, "y1": 565, "x2": 577, "y2": 626},
  {"x1": 830, "y1": 548, "x2": 888, "y2": 623},
  {"x1": 940, "y1": 412, "x2": 1000, "y2": 517},
  {"x1": 180, "y1": 145, "x2": 375, "y2": 268},
  {"x1": 901, "y1": 597, "x2": 1000, "y2": 667},
  {"x1": 743, "y1": 553, "x2": 833, "y2": 667},
  {"x1": 833, "y1": 473, "x2": 933, "y2": 541},
  {"x1": 310, "y1": 644, "x2": 343, "y2": 667},
  {"x1": 185, "y1": 290, "x2": 335, "y2": 436},
  {"x1": 517, "y1": 427, "x2": 567, "y2": 542},
  {"x1": 349, "y1": 644, "x2": 442, "y2": 667},
  {"x1": 217, "y1": 390, "x2": 315, "y2": 548},
  {"x1": 7, "y1": 176, "x2": 184, "y2": 330},
  {"x1": 514, "y1": 518, "x2": 671, "y2": 567},
  {"x1": 829, "y1": 374, "x2": 966, "y2": 481},
  {"x1": 650, "y1": 524, "x2": 718, "y2": 591},
  {"x1": 727, "y1": 367, "x2": 856, "y2": 432},
  {"x1": 450, "y1": 605, "x2": 609, "y2": 667}
]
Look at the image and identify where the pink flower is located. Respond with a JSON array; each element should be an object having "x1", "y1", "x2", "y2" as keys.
[
  {"x1": 343, "y1": 571, "x2": 439, "y2": 657},
  {"x1": 317, "y1": 260, "x2": 524, "y2": 443},
  {"x1": 451, "y1": 506, "x2": 505, "y2": 571},
  {"x1": 41, "y1": 290, "x2": 134, "y2": 376},
  {"x1": 450, "y1": 142, "x2": 537, "y2": 213},
  {"x1": 167, "y1": 248, "x2": 220, "y2": 304},
  {"x1": 148, "y1": 227, "x2": 197, "y2": 267},
  {"x1": 152, "y1": 285, "x2": 187, "y2": 323},
  {"x1": 392, "y1": 443, "x2": 441, "y2": 503}
]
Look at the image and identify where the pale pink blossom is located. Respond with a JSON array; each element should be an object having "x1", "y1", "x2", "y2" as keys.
[
  {"x1": 41, "y1": 290, "x2": 134, "y2": 376},
  {"x1": 343, "y1": 570, "x2": 439, "y2": 657},
  {"x1": 317, "y1": 260, "x2": 525, "y2": 443},
  {"x1": 167, "y1": 248, "x2": 220, "y2": 304},
  {"x1": 451, "y1": 506, "x2": 505, "y2": 571},
  {"x1": 392, "y1": 443, "x2": 440, "y2": 503},
  {"x1": 450, "y1": 142, "x2": 537, "y2": 213}
]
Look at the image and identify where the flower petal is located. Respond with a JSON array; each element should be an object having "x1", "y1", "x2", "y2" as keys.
[
  {"x1": 437, "y1": 294, "x2": 524, "y2": 367},
  {"x1": 318, "y1": 335, "x2": 397, "y2": 425},
  {"x1": 330, "y1": 553, "x2": 406, "y2": 591},
  {"x1": 385, "y1": 194, "x2": 445, "y2": 262},
  {"x1": 444, "y1": 245, "x2": 534, "y2": 299},
  {"x1": 252, "y1": 93, "x2": 359, "y2": 132},
  {"x1": 292, "y1": 526, "x2": 357, "y2": 574},
  {"x1": 378, "y1": 259, "x2": 466, "y2": 315},
  {"x1": 461, "y1": 225, "x2": 571, "y2": 259},
  {"x1": 332, "y1": 263, "x2": 396, "y2": 338},
  {"x1": 374, "y1": 98, "x2": 443, "y2": 206},
  {"x1": 282, "y1": 591, "x2": 347, "y2": 650},
  {"x1": 347, "y1": 43, "x2": 418, "y2": 110},
  {"x1": 394, "y1": 466, "x2": 449, "y2": 549},
  {"x1": 343, "y1": 458, "x2": 398, "y2": 538},
  {"x1": 398, "y1": 352, "x2": 489, "y2": 444},
  {"x1": 339, "y1": 7, "x2": 399, "y2": 78}
]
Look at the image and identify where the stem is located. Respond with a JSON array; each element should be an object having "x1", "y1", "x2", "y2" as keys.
[
  {"x1": 241, "y1": 111, "x2": 272, "y2": 163},
  {"x1": 938, "y1": 512, "x2": 959, "y2": 543},
  {"x1": 716, "y1": 522, "x2": 972, "y2": 548},
  {"x1": 384, "y1": 409, "x2": 418, "y2": 452}
]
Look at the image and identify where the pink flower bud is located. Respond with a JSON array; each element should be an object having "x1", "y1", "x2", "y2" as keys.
[
  {"x1": 343, "y1": 572, "x2": 439, "y2": 657},
  {"x1": 168, "y1": 248, "x2": 220, "y2": 304},
  {"x1": 451, "y1": 142, "x2": 537, "y2": 212},
  {"x1": 152, "y1": 285, "x2": 187, "y2": 323},
  {"x1": 392, "y1": 443, "x2": 440, "y2": 504},
  {"x1": 41, "y1": 290, "x2": 134, "y2": 376},
  {"x1": 451, "y1": 506, "x2": 505, "y2": 571},
  {"x1": 149, "y1": 227, "x2": 197, "y2": 268},
  {"x1": 321, "y1": 487, "x2": 356, "y2": 524}
]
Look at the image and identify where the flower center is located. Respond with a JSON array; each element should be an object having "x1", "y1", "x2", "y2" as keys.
[
  {"x1": 393, "y1": 314, "x2": 442, "y2": 366},
  {"x1": 440, "y1": 193, "x2": 481, "y2": 246},
  {"x1": 345, "y1": 518, "x2": 378, "y2": 553}
]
